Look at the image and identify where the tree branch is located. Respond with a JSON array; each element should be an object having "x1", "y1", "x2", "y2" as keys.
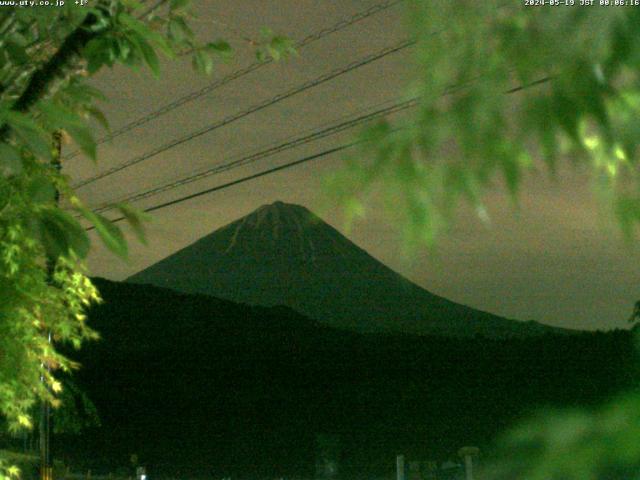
[
  {"x1": 12, "y1": 16, "x2": 101, "y2": 113},
  {"x1": 0, "y1": 6, "x2": 110, "y2": 141}
]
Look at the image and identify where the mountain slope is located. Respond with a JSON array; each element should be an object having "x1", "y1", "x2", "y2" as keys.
[{"x1": 127, "y1": 201, "x2": 563, "y2": 337}]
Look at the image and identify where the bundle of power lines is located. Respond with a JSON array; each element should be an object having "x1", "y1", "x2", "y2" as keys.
[{"x1": 74, "y1": 0, "x2": 548, "y2": 230}]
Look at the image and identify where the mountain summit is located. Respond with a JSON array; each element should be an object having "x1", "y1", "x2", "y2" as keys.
[{"x1": 127, "y1": 201, "x2": 559, "y2": 337}]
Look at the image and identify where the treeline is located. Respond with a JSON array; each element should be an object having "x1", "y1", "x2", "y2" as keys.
[{"x1": 54, "y1": 279, "x2": 639, "y2": 479}]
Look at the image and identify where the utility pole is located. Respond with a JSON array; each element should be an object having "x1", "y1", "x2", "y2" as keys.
[
  {"x1": 39, "y1": 331, "x2": 52, "y2": 480},
  {"x1": 457, "y1": 446, "x2": 479, "y2": 480},
  {"x1": 41, "y1": 130, "x2": 62, "y2": 480},
  {"x1": 396, "y1": 454, "x2": 405, "y2": 480}
]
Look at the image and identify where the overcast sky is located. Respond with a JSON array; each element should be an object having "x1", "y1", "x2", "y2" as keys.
[{"x1": 64, "y1": 0, "x2": 640, "y2": 331}]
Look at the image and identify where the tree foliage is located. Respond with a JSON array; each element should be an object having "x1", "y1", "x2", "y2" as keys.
[
  {"x1": 329, "y1": 1, "x2": 640, "y2": 477},
  {"x1": 486, "y1": 390, "x2": 640, "y2": 480},
  {"x1": 0, "y1": 0, "x2": 292, "y2": 438},
  {"x1": 337, "y1": 0, "x2": 640, "y2": 245},
  {"x1": 52, "y1": 379, "x2": 100, "y2": 435},
  {"x1": 2, "y1": 0, "x2": 639, "y2": 477}
]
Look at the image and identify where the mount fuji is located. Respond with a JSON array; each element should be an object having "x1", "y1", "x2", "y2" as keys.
[{"x1": 127, "y1": 201, "x2": 565, "y2": 337}]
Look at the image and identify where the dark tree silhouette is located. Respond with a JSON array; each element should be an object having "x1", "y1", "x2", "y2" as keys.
[{"x1": 630, "y1": 301, "x2": 640, "y2": 324}]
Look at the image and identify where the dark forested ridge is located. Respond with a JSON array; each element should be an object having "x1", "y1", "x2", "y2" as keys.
[{"x1": 59, "y1": 278, "x2": 638, "y2": 479}]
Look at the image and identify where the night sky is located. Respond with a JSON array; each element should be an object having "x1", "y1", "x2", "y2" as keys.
[{"x1": 64, "y1": 0, "x2": 639, "y2": 331}]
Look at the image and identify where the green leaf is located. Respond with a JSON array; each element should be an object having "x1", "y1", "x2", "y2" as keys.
[
  {"x1": 27, "y1": 175, "x2": 56, "y2": 205},
  {"x1": 7, "y1": 465, "x2": 20, "y2": 478},
  {"x1": 85, "y1": 106, "x2": 110, "y2": 133},
  {"x1": 38, "y1": 208, "x2": 90, "y2": 259},
  {"x1": 615, "y1": 195, "x2": 640, "y2": 240},
  {"x1": 168, "y1": 18, "x2": 186, "y2": 43},
  {"x1": 552, "y1": 90, "x2": 582, "y2": 145},
  {"x1": 170, "y1": 0, "x2": 190, "y2": 11},
  {"x1": 256, "y1": 48, "x2": 268, "y2": 63},
  {"x1": 175, "y1": 16, "x2": 194, "y2": 38},
  {"x1": 8, "y1": 30, "x2": 28, "y2": 47},
  {"x1": 0, "y1": 143, "x2": 23, "y2": 176},
  {"x1": 118, "y1": 12, "x2": 174, "y2": 58},
  {"x1": 121, "y1": 0, "x2": 144, "y2": 9},
  {"x1": 6, "y1": 41, "x2": 29, "y2": 65},
  {"x1": 116, "y1": 203, "x2": 149, "y2": 245},
  {"x1": 269, "y1": 35, "x2": 296, "y2": 60},
  {"x1": 66, "y1": 81, "x2": 107, "y2": 103},
  {"x1": 259, "y1": 26, "x2": 274, "y2": 39},
  {"x1": 205, "y1": 40, "x2": 232, "y2": 60},
  {"x1": 39, "y1": 101, "x2": 97, "y2": 160},
  {"x1": 86, "y1": 7, "x2": 112, "y2": 32},
  {"x1": 78, "y1": 207, "x2": 128, "y2": 258},
  {"x1": 267, "y1": 46, "x2": 281, "y2": 62},
  {"x1": 501, "y1": 157, "x2": 520, "y2": 197},
  {"x1": 192, "y1": 49, "x2": 213, "y2": 75},
  {"x1": 5, "y1": 112, "x2": 52, "y2": 160},
  {"x1": 343, "y1": 198, "x2": 366, "y2": 233},
  {"x1": 119, "y1": 35, "x2": 144, "y2": 67},
  {"x1": 115, "y1": 37, "x2": 132, "y2": 61},
  {"x1": 84, "y1": 37, "x2": 112, "y2": 74},
  {"x1": 134, "y1": 35, "x2": 161, "y2": 77}
]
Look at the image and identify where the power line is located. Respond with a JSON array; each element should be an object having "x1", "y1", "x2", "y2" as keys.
[
  {"x1": 90, "y1": 97, "x2": 418, "y2": 214},
  {"x1": 82, "y1": 73, "x2": 552, "y2": 230},
  {"x1": 73, "y1": 38, "x2": 415, "y2": 189},
  {"x1": 85, "y1": 142, "x2": 357, "y2": 231},
  {"x1": 63, "y1": 0, "x2": 404, "y2": 162}
]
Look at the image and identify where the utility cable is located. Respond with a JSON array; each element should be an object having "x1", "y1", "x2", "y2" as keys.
[
  {"x1": 63, "y1": 0, "x2": 405, "y2": 161},
  {"x1": 85, "y1": 142, "x2": 358, "y2": 231},
  {"x1": 90, "y1": 97, "x2": 418, "y2": 214},
  {"x1": 82, "y1": 73, "x2": 552, "y2": 230},
  {"x1": 73, "y1": 38, "x2": 415, "y2": 189}
]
